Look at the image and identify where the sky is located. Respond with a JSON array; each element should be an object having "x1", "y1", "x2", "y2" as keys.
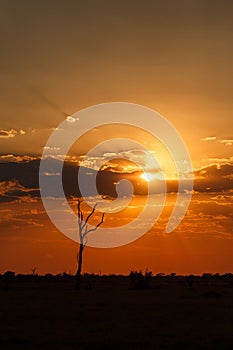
[{"x1": 0, "y1": 0, "x2": 233, "y2": 275}]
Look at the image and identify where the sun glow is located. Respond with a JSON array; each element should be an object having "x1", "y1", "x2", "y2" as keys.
[{"x1": 140, "y1": 172, "x2": 156, "y2": 182}]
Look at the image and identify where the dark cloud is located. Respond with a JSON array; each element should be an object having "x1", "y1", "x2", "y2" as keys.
[
  {"x1": 0, "y1": 180, "x2": 40, "y2": 203},
  {"x1": 195, "y1": 163, "x2": 233, "y2": 178},
  {"x1": 0, "y1": 156, "x2": 232, "y2": 203},
  {"x1": 194, "y1": 163, "x2": 233, "y2": 192},
  {"x1": 0, "y1": 131, "x2": 8, "y2": 137},
  {"x1": 0, "y1": 158, "x2": 40, "y2": 188}
]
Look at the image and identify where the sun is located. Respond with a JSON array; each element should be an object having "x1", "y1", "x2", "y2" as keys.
[{"x1": 140, "y1": 172, "x2": 156, "y2": 182}]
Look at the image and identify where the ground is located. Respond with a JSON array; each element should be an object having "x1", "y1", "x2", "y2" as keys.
[{"x1": 0, "y1": 275, "x2": 233, "y2": 349}]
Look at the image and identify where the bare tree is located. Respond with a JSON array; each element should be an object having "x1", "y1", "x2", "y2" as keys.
[{"x1": 76, "y1": 199, "x2": 105, "y2": 289}]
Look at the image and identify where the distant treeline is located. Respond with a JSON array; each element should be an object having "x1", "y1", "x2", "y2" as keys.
[
  {"x1": 1, "y1": 270, "x2": 233, "y2": 290},
  {"x1": 1, "y1": 270, "x2": 233, "y2": 278}
]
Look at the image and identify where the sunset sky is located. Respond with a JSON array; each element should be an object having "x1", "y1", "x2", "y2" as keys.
[{"x1": 0, "y1": 0, "x2": 233, "y2": 275}]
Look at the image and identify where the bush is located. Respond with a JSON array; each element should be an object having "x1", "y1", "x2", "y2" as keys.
[{"x1": 129, "y1": 269, "x2": 153, "y2": 289}]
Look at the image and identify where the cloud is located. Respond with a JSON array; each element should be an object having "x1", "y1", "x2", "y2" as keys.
[
  {"x1": 201, "y1": 157, "x2": 233, "y2": 164},
  {"x1": 0, "y1": 154, "x2": 232, "y2": 204},
  {"x1": 66, "y1": 116, "x2": 76, "y2": 123},
  {"x1": 0, "y1": 129, "x2": 17, "y2": 138},
  {"x1": 170, "y1": 191, "x2": 233, "y2": 238},
  {"x1": 202, "y1": 136, "x2": 217, "y2": 141},
  {"x1": 0, "y1": 129, "x2": 27, "y2": 138},
  {"x1": 219, "y1": 139, "x2": 233, "y2": 146},
  {"x1": 193, "y1": 162, "x2": 233, "y2": 192},
  {"x1": 0, "y1": 180, "x2": 40, "y2": 203},
  {"x1": 223, "y1": 174, "x2": 233, "y2": 180},
  {"x1": 0, "y1": 203, "x2": 45, "y2": 233},
  {"x1": 0, "y1": 154, "x2": 37, "y2": 163},
  {"x1": 44, "y1": 146, "x2": 61, "y2": 151},
  {"x1": 201, "y1": 136, "x2": 233, "y2": 146},
  {"x1": 43, "y1": 172, "x2": 60, "y2": 176},
  {"x1": 195, "y1": 163, "x2": 233, "y2": 177},
  {"x1": 80, "y1": 149, "x2": 159, "y2": 173}
]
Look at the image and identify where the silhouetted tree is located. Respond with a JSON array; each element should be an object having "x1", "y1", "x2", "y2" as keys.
[
  {"x1": 76, "y1": 199, "x2": 104, "y2": 289},
  {"x1": 187, "y1": 274, "x2": 194, "y2": 288},
  {"x1": 1, "y1": 271, "x2": 15, "y2": 290}
]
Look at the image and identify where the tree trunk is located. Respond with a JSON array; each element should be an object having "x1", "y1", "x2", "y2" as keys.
[{"x1": 75, "y1": 243, "x2": 84, "y2": 289}]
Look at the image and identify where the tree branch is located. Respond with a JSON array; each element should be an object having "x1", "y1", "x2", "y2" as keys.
[
  {"x1": 81, "y1": 203, "x2": 97, "y2": 230},
  {"x1": 83, "y1": 213, "x2": 105, "y2": 238},
  {"x1": 77, "y1": 199, "x2": 83, "y2": 221}
]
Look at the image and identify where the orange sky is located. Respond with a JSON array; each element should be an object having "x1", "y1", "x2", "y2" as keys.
[
  {"x1": 0, "y1": 192, "x2": 232, "y2": 275},
  {"x1": 0, "y1": 1, "x2": 233, "y2": 275}
]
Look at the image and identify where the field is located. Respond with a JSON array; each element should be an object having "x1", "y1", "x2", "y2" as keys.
[{"x1": 0, "y1": 274, "x2": 233, "y2": 349}]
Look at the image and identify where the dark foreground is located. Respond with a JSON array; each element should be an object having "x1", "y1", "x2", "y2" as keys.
[{"x1": 0, "y1": 274, "x2": 233, "y2": 349}]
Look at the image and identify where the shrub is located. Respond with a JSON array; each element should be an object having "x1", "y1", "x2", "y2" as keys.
[{"x1": 129, "y1": 269, "x2": 153, "y2": 289}]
